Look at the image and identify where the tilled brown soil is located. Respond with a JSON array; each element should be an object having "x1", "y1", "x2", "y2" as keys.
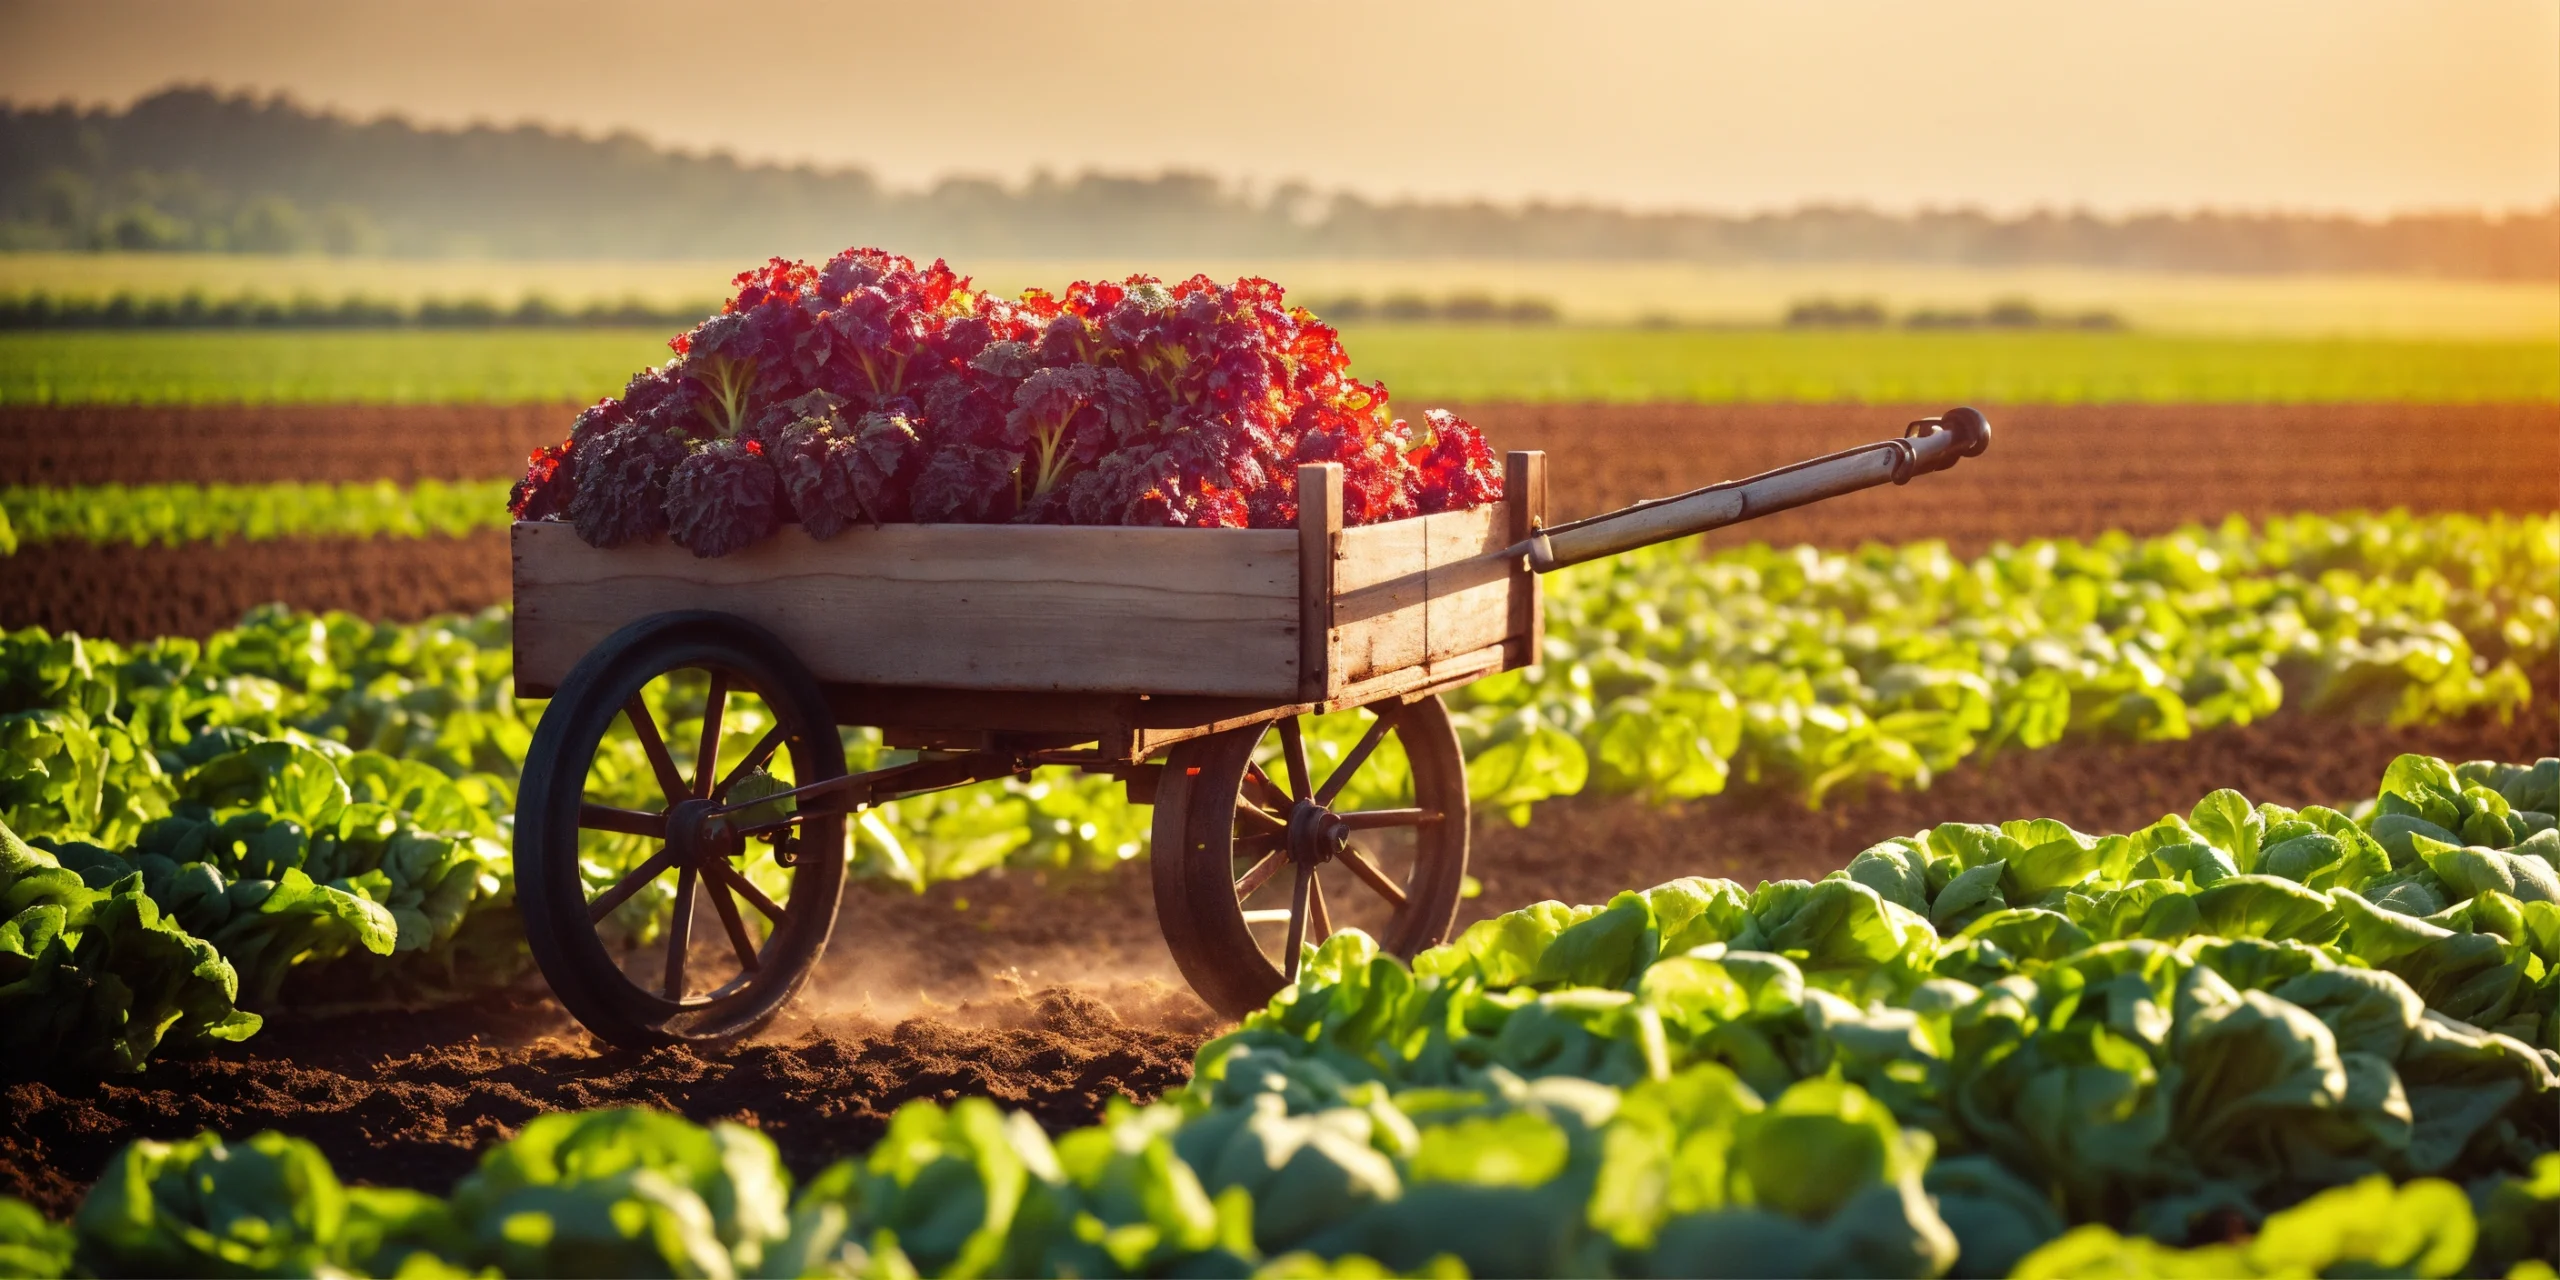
[
  {"x1": 8, "y1": 692, "x2": 2551, "y2": 1216},
  {"x1": 1466, "y1": 402, "x2": 2560, "y2": 552},
  {"x1": 0, "y1": 531, "x2": 509, "y2": 641},
  {"x1": 0, "y1": 985, "x2": 1217, "y2": 1218},
  {"x1": 0, "y1": 404, "x2": 567, "y2": 487}
]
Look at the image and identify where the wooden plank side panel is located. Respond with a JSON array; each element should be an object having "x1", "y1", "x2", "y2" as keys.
[
  {"x1": 1326, "y1": 505, "x2": 1516, "y2": 700},
  {"x1": 1323, "y1": 641, "x2": 1508, "y2": 712},
  {"x1": 513, "y1": 521, "x2": 1301, "y2": 698},
  {"x1": 1421, "y1": 506, "x2": 1512, "y2": 665},
  {"x1": 1329, "y1": 517, "x2": 1429, "y2": 685}
]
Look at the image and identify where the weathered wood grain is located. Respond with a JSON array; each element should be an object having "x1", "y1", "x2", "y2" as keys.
[
  {"x1": 516, "y1": 474, "x2": 1532, "y2": 726},
  {"x1": 514, "y1": 521, "x2": 1300, "y2": 698},
  {"x1": 1423, "y1": 508, "x2": 1512, "y2": 666},
  {"x1": 1331, "y1": 505, "x2": 1511, "y2": 693},
  {"x1": 1505, "y1": 451, "x2": 1547, "y2": 671},
  {"x1": 1297, "y1": 464, "x2": 1344, "y2": 702},
  {"x1": 1331, "y1": 515, "x2": 1430, "y2": 684}
]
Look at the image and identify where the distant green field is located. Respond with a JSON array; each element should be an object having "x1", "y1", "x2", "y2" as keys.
[
  {"x1": 1347, "y1": 327, "x2": 2560, "y2": 405},
  {"x1": 11, "y1": 252, "x2": 2559, "y2": 338},
  {"x1": 0, "y1": 329, "x2": 673, "y2": 406},
  {"x1": 0, "y1": 326, "x2": 2551, "y2": 407}
]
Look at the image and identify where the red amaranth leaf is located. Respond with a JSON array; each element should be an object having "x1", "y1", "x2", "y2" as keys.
[
  {"x1": 509, "y1": 442, "x2": 574, "y2": 521},
  {"x1": 1410, "y1": 409, "x2": 1504, "y2": 513},
  {"x1": 569, "y1": 420, "x2": 689, "y2": 548},
  {"x1": 665, "y1": 436, "x2": 783, "y2": 558},
  {"x1": 910, "y1": 443, "x2": 1023, "y2": 524},
  {"x1": 552, "y1": 251, "x2": 1469, "y2": 551}
]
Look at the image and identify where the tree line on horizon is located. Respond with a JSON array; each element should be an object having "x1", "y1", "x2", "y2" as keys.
[{"x1": 2, "y1": 86, "x2": 2552, "y2": 279}]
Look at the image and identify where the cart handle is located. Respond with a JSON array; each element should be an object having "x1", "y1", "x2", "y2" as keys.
[{"x1": 1500, "y1": 406, "x2": 1990, "y2": 574}]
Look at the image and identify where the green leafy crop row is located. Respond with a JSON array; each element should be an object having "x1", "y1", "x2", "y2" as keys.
[
  {"x1": 0, "y1": 606, "x2": 1146, "y2": 1073},
  {"x1": 6, "y1": 751, "x2": 2558, "y2": 1278},
  {"x1": 0, "y1": 479, "x2": 512, "y2": 554},
  {"x1": 1, "y1": 509, "x2": 2550, "y2": 1071},
  {"x1": 1455, "y1": 509, "x2": 2552, "y2": 815}
]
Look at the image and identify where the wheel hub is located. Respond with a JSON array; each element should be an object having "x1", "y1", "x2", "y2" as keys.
[
  {"x1": 665, "y1": 798, "x2": 740, "y2": 866},
  {"x1": 1285, "y1": 798, "x2": 1351, "y2": 867}
]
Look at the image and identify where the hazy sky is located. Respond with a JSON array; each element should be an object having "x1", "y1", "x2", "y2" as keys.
[{"x1": 3, "y1": 0, "x2": 2554, "y2": 216}]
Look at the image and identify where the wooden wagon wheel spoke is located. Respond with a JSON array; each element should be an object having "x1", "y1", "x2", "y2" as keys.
[
  {"x1": 692, "y1": 672, "x2": 730, "y2": 798},
  {"x1": 1277, "y1": 716, "x2": 1313, "y2": 801},
  {"x1": 701, "y1": 856, "x2": 788, "y2": 925},
  {"x1": 713, "y1": 725, "x2": 787, "y2": 801},
  {"x1": 663, "y1": 864, "x2": 699, "y2": 999},
  {"x1": 1238, "y1": 769, "x2": 1291, "y2": 826},
  {"x1": 1311, "y1": 714, "x2": 1395, "y2": 808},
  {"x1": 588, "y1": 846, "x2": 679, "y2": 923},
  {"x1": 1153, "y1": 691, "x2": 1470, "y2": 1019},
  {"x1": 1282, "y1": 861, "x2": 1315, "y2": 980},
  {"x1": 579, "y1": 803, "x2": 667, "y2": 839},
  {"x1": 1335, "y1": 843, "x2": 1411, "y2": 908},
  {"x1": 1232, "y1": 848, "x2": 1285, "y2": 898},
  {"x1": 622, "y1": 696, "x2": 691, "y2": 804},
  {"x1": 1234, "y1": 797, "x2": 1287, "y2": 833},
  {"x1": 519, "y1": 613, "x2": 848, "y2": 1048},
  {"x1": 1233, "y1": 830, "x2": 1287, "y2": 859},
  {"x1": 701, "y1": 876, "x2": 762, "y2": 974},
  {"x1": 1333, "y1": 807, "x2": 1440, "y2": 830}
]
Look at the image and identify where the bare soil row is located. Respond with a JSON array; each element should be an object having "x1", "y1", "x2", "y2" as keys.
[
  {"x1": 1470, "y1": 401, "x2": 2560, "y2": 550},
  {"x1": 8, "y1": 690, "x2": 2552, "y2": 1215},
  {"x1": 0, "y1": 403, "x2": 567, "y2": 487},
  {"x1": 0, "y1": 531, "x2": 509, "y2": 641}
]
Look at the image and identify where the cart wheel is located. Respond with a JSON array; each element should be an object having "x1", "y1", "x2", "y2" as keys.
[
  {"x1": 1152, "y1": 694, "x2": 1469, "y2": 1018},
  {"x1": 516, "y1": 610, "x2": 847, "y2": 1047}
]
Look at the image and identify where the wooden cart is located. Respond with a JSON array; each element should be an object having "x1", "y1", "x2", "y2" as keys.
[{"x1": 511, "y1": 410, "x2": 1990, "y2": 1044}]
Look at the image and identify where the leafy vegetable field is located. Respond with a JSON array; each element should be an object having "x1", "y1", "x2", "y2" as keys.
[
  {"x1": 4, "y1": 326, "x2": 2553, "y2": 408},
  {"x1": 2, "y1": 243, "x2": 2552, "y2": 1279},
  {"x1": 0, "y1": 329, "x2": 672, "y2": 408},
  {"x1": 0, "y1": 480, "x2": 509, "y2": 553},
  {"x1": 2, "y1": 509, "x2": 2549, "y2": 1081},
  {"x1": 6, "y1": 748, "x2": 2558, "y2": 1278}
]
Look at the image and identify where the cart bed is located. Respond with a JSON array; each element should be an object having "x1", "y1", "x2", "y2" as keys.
[{"x1": 513, "y1": 457, "x2": 1547, "y2": 720}]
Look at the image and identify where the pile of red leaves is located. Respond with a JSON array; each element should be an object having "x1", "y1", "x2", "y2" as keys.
[{"x1": 510, "y1": 249, "x2": 1502, "y2": 556}]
